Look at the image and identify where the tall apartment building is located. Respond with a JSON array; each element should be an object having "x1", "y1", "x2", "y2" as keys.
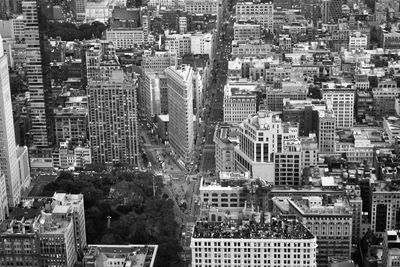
[
  {"x1": 214, "y1": 124, "x2": 239, "y2": 173},
  {"x1": 289, "y1": 196, "x2": 353, "y2": 267},
  {"x1": 275, "y1": 139, "x2": 302, "y2": 186},
  {"x1": 52, "y1": 193, "x2": 87, "y2": 255},
  {"x1": 236, "y1": 0, "x2": 274, "y2": 32},
  {"x1": 88, "y1": 69, "x2": 139, "y2": 165},
  {"x1": 317, "y1": 110, "x2": 336, "y2": 153},
  {"x1": 0, "y1": 35, "x2": 21, "y2": 207},
  {"x1": 23, "y1": 0, "x2": 51, "y2": 148},
  {"x1": 322, "y1": 82, "x2": 355, "y2": 128},
  {"x1": 235, "y1": 110, "x2": 299, "y2": 184},
  {"x1": 223, "y1": 79, "x2": 259, "y2": 124},
  {"x1": 233, "y1": 23, "x2": 261, "y2": 41},
  {"x1": 191, "y1": 218, "x2": 317, "y2": 267},
  {"x1": 165, "y1": 65, "x2": 194, "y2": 165}
]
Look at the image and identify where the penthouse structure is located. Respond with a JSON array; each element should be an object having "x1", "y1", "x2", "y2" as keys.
[
  {"x1": 214, "y1": 124, "x2": 239, "y2": 173},
  {"x1": 234, "y1": 110, "x2": 299, "y2": 184},
  {"x1": 236, "y1": 0, "x2": 274, "y2": 33},
  {"x1": 190, "y1": 218, "x2": 317, "y2": 267},
  {"x1": 223, "y1": 79, "x2": 259, "y2": 124},
  {"x1": 288, "y1": 196, "x2": 353, "y2": 267},
  {"x1": 83, "y1": 245, "x2": 158, "y2": 267}
]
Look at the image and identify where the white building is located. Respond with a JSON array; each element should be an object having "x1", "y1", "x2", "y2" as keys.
[
  {"x1": 190, "y1": 218, "x2": 317, "y2": 267},
  {"x1": 236, "y1": 0, "x2": 274, "y2": 32},
  {"x1": 165, "y1": 33, "x2": 191, "y2": 57},
  {"x1": 235, "y1": 110, "x2": 299, "y2": 183},
  {"x1": 184, "y1": 0, "x2": 219, "y2": 15},
  {"x1": 0, "y1": 34, "x2": 20, "y2": 207},
  {"x1": 105, "y1": 28, "x2": 145, "y2": 49},
  {"x1": 223, "y1": 79, "x2": 259, "y2": 124},
  {"x1": 190, "y1": 32, "x2": 214, "y2": 60},
  {"x1": 0, "y1": 171, "x2": 7, "y2": 221},
  {"x1": 16, "y1": 146, "x2": 31, "y2": 191},
  {"x1": 85, "y1": 0, "x2": 113, "y2": 23},
  {"x1": 231, "y1": 40, "x2": 272, "y2": 58},
  {"x1": 166, "y1": 65, "x2": 195, "y2": 165},
  {"x1": 383, "y1": 230, "x2": 400, "y2": 267},
  {"x1": 349, "y1": 31, "x2": 368, "y2": 51},
  {"x1": 322, "y1": 82, "x2": 355, "y2": 128}
]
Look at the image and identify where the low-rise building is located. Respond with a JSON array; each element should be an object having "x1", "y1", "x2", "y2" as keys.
[
  {"x1": 214, "y1": 124, "x2": 239, "y2": 173},
  {"x1": 83, "y1": 245, "x2": 158, "y2": 267}
]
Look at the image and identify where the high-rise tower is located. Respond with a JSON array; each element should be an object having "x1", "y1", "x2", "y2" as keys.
[
  {"x1": 0, "y1": 34, "x2": 21, "y2": 207},
  {"x1": 23, "y1": 0, "x2": 52, "y2": 149}
]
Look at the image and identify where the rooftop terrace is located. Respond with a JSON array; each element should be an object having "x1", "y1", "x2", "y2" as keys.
[{"x1": 192, "y1": 218, "x2": 314, "y2": 240}]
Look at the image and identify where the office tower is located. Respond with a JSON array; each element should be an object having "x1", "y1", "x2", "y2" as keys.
[
  {"x1": 165, "y1": 65, "x2": 194, "y2": 165},
  {"x1": 234, "y1": 110, "x2": 299, "y2": 183},
  {"x1": 88, "y1": 69, "x2": 139, "y2": 165},
  {"x1": 372, "y1": 80, "x2": 400, "y2": 120},
  {"x1": 322, "y1": 82, "x2": 354, "y2": 128},
  {"x1": 52, "y1": 193, "x2": 87, "y2": 255},
  {"x1": 191, "y1": 218, "x2": 317, "y2": 267},
  {"x1": 236, "y1": 0, "x2": 274, "y2": 33},
  {"x1": 317, "y1": 110, "x2": 336, "y2": 153},
  {"x1": 289, "y1": 196, "x2": 353, "y2": 267},
  {"x1": 23, "y1": 0, "x2": 52, "y2": 148},
  {"x1": 16, "y1": 146, "x2": 31, "y2": 191},
  {"x1": 0, "y1": 34, "x2": 21, "y2": 207},
  {"x1": 223, "y1": 80, "x2": 258, "y2": 125}
]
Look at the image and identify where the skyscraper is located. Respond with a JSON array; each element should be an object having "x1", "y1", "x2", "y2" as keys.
[
  {"x1": 23, "y1": 0, "x2": 51, "y2": 148},
  {"x1": 165, "y1": 65, "x2": 194, "y2": 165},
  {"x1": 0, "y1": 34, "x2": 21, "y2": 207},
  {"x1": 88, "y1": 69, "x2": 139, "y2": 165}
]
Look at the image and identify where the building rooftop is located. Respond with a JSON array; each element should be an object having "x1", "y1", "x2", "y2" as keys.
[
  {"x1": 192, "y1": 218, "x2": 314, "y2": 239},
  {"x1": 84, "y1": 245, "x2": 158, "y2": 267},
  {"x1": 289, "y1": 196, "x2": 353, "y2": 216}
]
